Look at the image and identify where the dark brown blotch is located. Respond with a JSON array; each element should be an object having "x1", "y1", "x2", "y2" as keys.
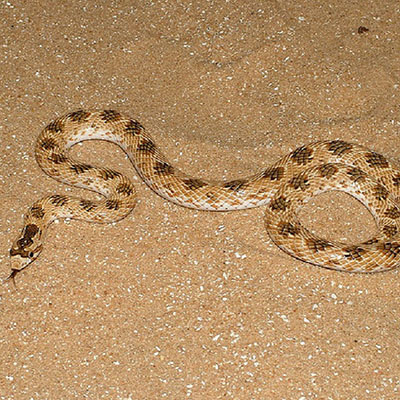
[
  {"x1": 224, "y1": 179, "x2": 247, "y2": 192},
  {"x1": 306, "y1": 238, "x2": 332, "y2": 253},
  {"x1": 365, "y1": 152, "x2": 389, "y2": 169},
  {"x1": 383, "y1": 225, "x2": 398, "y2": 237},
  {"x1": 154, "y1": 161, "x2": 174, "y2": 175},
  {"x1": 80, "y1": 199, "x2": 97, "y2": 212},
  {"x1": 319, "y1": 163, "x2": 339, "y2": 179},
  {"x1": 392, "y1": 175, "x2": 400, "y2": 187},
  {"x1": 45, "y1": 119, "x2": 64, "y2": 134},
  {"x1": 290, "y1": 146, "x2": 313, "y2": 165},
  {"x1": 30, "y1": 205, "x2": 45, "y2": 219},
  {"x1": 116, "y1": 182, "x2": 134, "y2": 196},
  {"x1": 182, "y1": 178, "x2": 206, "y2": 190},
  {"x1": 70, "y1": 163, "x2": 92, "y2": 174},
  {"x1": 327, "y1": 140, "x2": 353, "y2": 155},
  {"x1": 344, "y1": 245, "x2": 365, "y2": 260},
  {"x1": 373, "y1": 184, "x2": 389, "y2": 201},
  {"x1": 205, "y1": 191, "x2": 218, "y2": 202},
  {"x1": 105, "y1": 199, "x2": 120, "y2": 210},
  {"x1": 262, "y1": 166, "x2": 284, "y2": 181},
  {"x1": 347, "y1": 167, "x2": 367, "y2": 183},
  {"x1": 363, "y1": 238, "x2": 379, "y2": 245},
  {"x1": 101, "y1": 110, "x2": 122, "y2": 123},
  {"x1": 278, "y1": 221, "x2": 300, "y2": 237},
  {"x1": 40, "y1": 137, "x2": 58, "y2": 150},
  {"x1": 67, "y1": 110, "x2": 91, "y2": 122},
  {"x1": 289, "y1": 175, "x2": 309, "y2": 191},
  {"x1": 99, "y1": 168, "x2": 121, "y2": 180},
  {"x1": 125, "y1": 119, "x2": 144, "y2": 135},
  {"x1": 384, "y1": 207, "x2": 400, "y2": 219},
  {"x1": 380, "y1": 241, "x2": 400, "y2": 256},
  {"x1": 49, "y1": 195, "x2": 68, "y2": 206},
  {"x1": 137, "y1": 138, "x2": 156, "y2": 154},
  {"x1": 269, "y1": 196, "x2": 290, "y2": 212},
  {"x1": 48, "y1": 153, "x2": 67, "y2": 164},
  {"x1": 163, "y1": 182, "x2": 176, "y2": 194}
]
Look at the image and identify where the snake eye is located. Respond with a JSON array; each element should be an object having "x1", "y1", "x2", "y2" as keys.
[{"x1": 28, "y1": 252, "x2": 34, "y2": 258}]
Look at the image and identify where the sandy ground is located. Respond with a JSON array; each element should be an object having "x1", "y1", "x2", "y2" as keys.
[{"x1": 1, "y1": 1, "x2": 400, "y2": 399}]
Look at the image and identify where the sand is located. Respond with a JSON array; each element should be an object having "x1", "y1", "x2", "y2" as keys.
[{"x1": 1, "y1": 1, "x2": 400, "y2": 398}]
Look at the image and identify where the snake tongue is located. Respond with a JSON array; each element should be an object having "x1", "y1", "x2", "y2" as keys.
[
  {"x1": 4, "y1": 258, "x2": 32, "y2": 287},
  {"x1": 3, "y1": 269, "x2": 20, "y2": 288}
]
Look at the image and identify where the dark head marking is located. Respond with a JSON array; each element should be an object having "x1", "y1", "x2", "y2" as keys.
[{"x1": 10, "y1": 224, "x2": 40, "y2": 257}]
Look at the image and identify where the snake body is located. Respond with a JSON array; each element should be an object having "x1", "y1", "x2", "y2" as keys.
[{"x1": 7, "y1": 110, "x2": 400, "y2": 277}]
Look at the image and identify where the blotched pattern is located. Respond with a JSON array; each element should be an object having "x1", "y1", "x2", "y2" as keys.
[{"x1": 7, "y1": 110, "x2": 400, "y2": 276}]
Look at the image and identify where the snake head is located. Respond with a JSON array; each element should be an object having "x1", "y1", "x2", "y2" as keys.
[{"x1": 8, "y1": 223, "x2": 43, "y2": 274}]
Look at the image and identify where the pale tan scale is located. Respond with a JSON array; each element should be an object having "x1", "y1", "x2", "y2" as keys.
[{"x1": 6, "y1": 109, "x2": 400, "y2": 280}]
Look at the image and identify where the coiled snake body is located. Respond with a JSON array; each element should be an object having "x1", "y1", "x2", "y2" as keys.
[{"x1": 7, "y1": 110, "x2": 400, "y2": 279}]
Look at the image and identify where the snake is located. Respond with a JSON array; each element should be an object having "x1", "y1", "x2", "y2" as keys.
[{"x1": 6, "y1": 109, "x2": 400, "y2": 282}]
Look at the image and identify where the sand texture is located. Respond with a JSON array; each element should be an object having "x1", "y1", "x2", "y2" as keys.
[{"x1": 1, "y1": 1, "x2": 400, "y2": 399}]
